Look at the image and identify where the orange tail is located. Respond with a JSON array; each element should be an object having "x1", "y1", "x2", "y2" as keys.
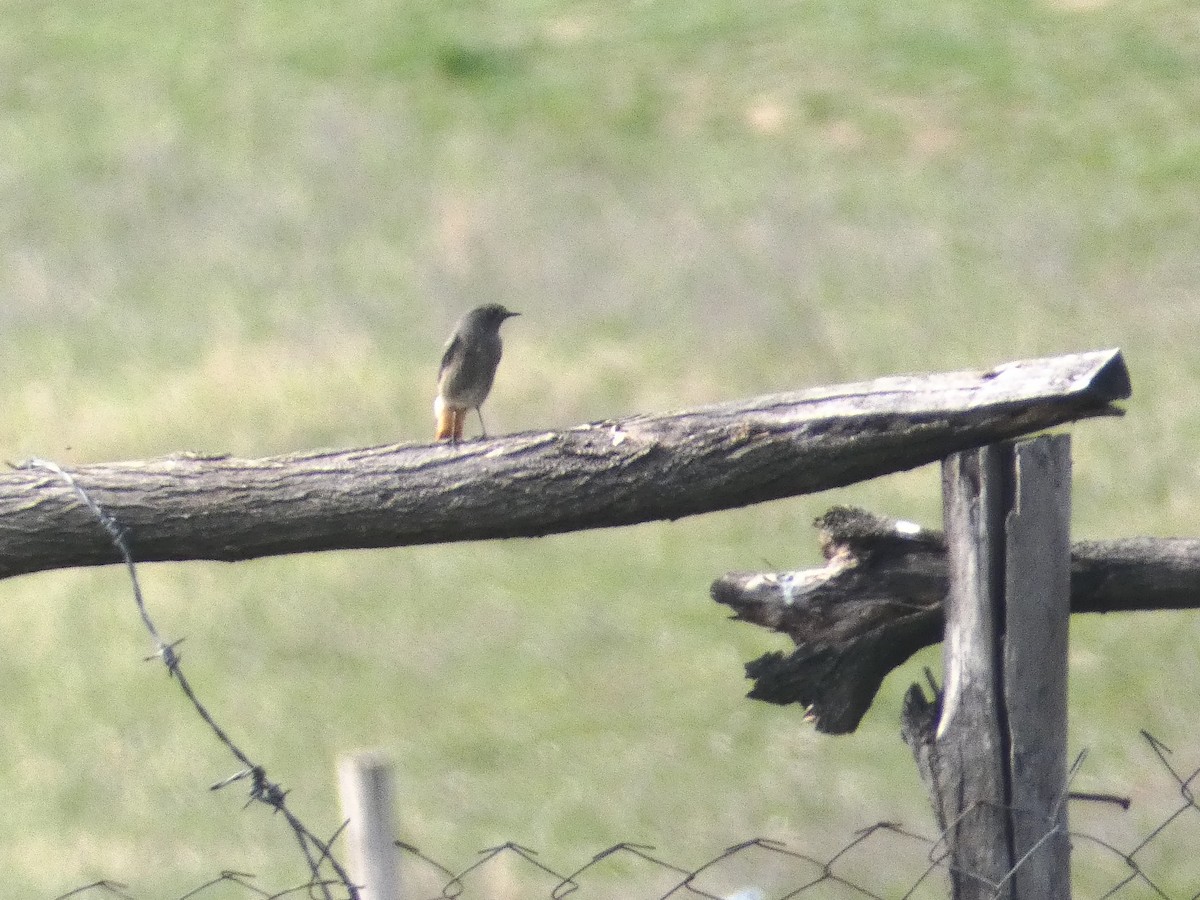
[{"x1": 435, "y1": 402, "x2": 466, "y2": 442}]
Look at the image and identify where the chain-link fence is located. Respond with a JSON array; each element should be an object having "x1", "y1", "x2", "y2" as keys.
[{"x1": 51, "y1": 752, "x2": 1200, "y2": 900}]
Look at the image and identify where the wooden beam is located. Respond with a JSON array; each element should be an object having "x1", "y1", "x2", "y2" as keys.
[{"x1": 0, "y1": 349, "x2": 1126, "y2": 580}]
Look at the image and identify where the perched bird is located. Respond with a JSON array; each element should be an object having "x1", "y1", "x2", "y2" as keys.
[{"x1": 434, "y1": 303, "x2": 519, "y2": 442}]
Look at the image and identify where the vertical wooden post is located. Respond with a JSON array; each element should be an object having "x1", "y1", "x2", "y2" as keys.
[
  {"x1": 1004, "y1": 436, "x2": 1071, "y2": 897},
  {"x1": 338, "y1": 751, "x2": 402, "y2": 900},
  {"x1": 939, "y1": 444, "x2": 1013, "y2": 899},
  {"x1": 931, "y1": 434, "x2": 1072, "y2": 899}
]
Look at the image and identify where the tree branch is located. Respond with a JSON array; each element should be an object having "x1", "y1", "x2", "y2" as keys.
[
  {"x1": 712, "y1": 506, "x2": 1200, "y2": 735},
  {"x1": 1, "y1": 349, "x2": 1127, "y2": 580}
]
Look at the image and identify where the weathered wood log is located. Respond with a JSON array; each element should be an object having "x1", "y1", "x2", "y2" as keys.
[
  {"x1": 999, "y1": 438, "x2": 1072, "y2": 898},
  {"x1": 0, "y1": 349, "x2": 1127, "y2": 581},
  {"x1": 930, "y1": 443, "x2": 1015, "y2": 898},
  {"x1": 713, "y1": 506, "x2": 1200, "y2": 734},
  {"x1": 919, "y1": 437, "x2": 1072, "y2": 899}
]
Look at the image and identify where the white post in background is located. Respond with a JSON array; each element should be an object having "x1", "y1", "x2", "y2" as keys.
[{"x1": 338, "y1": 751, "x2": 401, "y2": 900}]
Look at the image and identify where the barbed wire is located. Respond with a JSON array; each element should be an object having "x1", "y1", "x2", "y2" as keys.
[
  {"x1": 22, "y1": 459, "x2": 360, "y2": 900},
  {"x1": 25, "y1": 458, "x2": 1200, "y2": 900}
]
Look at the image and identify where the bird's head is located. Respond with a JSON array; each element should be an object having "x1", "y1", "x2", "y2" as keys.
[{"x1": 469, "y1": 303, "x2": 520, "y2": 330}]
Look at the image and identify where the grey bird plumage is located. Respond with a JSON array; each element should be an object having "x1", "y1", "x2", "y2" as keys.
[{"x1": 434, "y1": 304, "x2": 519, "y2": 441}]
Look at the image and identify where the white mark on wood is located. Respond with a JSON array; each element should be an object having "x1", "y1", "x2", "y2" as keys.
[
  {"x1": 743, "y1": 573, "x2": 777, "y2": 592},
  {"x1": 779, "y1": 573, "x2": 799, "y2": 605}
]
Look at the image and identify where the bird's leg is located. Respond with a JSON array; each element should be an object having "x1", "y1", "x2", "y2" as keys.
[{"x1": 476, "y1": 408, "x2": 488, "y2": 439}]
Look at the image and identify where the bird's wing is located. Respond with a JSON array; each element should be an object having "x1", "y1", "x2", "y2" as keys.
[{"x1": 438, "y1": 333, "x2": 463, "y2": 384}]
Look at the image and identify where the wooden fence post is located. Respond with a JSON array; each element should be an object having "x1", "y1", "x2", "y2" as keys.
[
  {"x1": 1003, "y1": 437, "x2": 1071, "y2": 897},
  {"x1": 338, "y1": 751, "x2": 402, "y2": 900},
  {"x1": 932, "y1": 434, "x2": 1072, "y2": 899}
]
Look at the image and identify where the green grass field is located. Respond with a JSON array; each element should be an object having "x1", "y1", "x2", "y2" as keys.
[{"x1": 3, "y1": 0, "x2": 1200, "y2": 896}]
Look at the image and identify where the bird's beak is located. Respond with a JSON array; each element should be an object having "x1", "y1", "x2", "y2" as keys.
[{"x1": 505, "y1": 310, "x2": 521, "y2": 319}]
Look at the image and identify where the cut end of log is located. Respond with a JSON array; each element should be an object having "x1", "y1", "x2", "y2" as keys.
[{"x1": 1086, "y1": 348, "x2": 1133, "y2": 403}]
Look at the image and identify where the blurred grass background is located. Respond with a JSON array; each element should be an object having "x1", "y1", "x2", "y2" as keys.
[{"x1": 2, "y1": 0, "x2": 1199, "y2": 895}]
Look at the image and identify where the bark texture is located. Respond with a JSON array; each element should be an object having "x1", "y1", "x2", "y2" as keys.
[
  {"x1": 713, "y1": 506, "x2": 1200, "y2": 734},
  {"x1": 0, "y1": 349, "x2": 1127, "y2": 580}
]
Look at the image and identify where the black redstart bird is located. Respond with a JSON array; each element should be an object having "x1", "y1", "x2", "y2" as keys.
[{"x1": 434, "y1": 303, "x2": 519, "y2": 442}]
